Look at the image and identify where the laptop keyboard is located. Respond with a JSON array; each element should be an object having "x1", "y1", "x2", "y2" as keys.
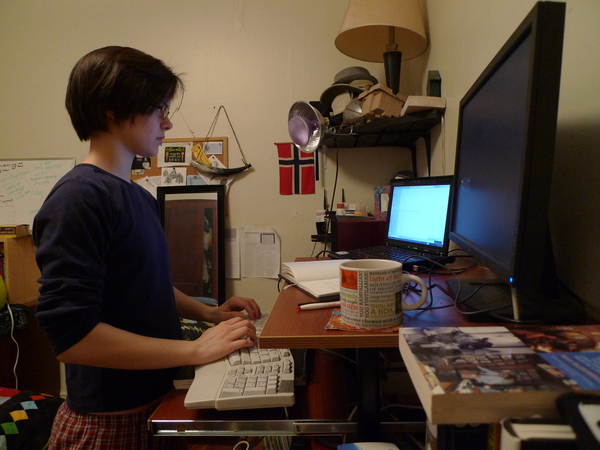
[{"x1": 347, "y1": 245, "x2": 452, "y2": 268}]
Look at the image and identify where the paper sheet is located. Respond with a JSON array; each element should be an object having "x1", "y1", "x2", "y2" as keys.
[
  {"x1": 225, "y1": 227, "x2": 241, "y2": 279},
  {"x1": 241, "y1": 227, "x2": 280, "y2": 279},
  {"x1": 160, "y1": 167, "x2": 187, "y2": 186},
  {"x1": 136, "y1": 176, "x2": 161, "y2": 198}
]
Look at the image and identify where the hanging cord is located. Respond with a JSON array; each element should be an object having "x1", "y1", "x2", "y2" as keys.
[
  {"x1": 179, "y1": 105, "x2": 252, "y2": 177},
  {"x1": 177, "y1": 109, "x2": 197, "y2": 138},
  {"x1": 204, "y1": 105, "x2": 251, "y2": 167},
  {"x1": 6, "y1": 304, "x2": 20, "y2": 389}
]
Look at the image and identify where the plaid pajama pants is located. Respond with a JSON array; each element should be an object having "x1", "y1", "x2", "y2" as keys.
[{"x1": 48, "y1": 401, "x2": 186, "y2": 450}]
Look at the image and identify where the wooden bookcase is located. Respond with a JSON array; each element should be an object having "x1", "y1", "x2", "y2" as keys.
[
  {"x1": 1, "y1": 235, "x2": 41, "y2": 305},
  {"x1": 0, "y1": 235, "x2": 59, "y2": 396}
]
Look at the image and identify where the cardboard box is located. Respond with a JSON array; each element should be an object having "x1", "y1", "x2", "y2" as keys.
[{"x1": 359, "y1": 83, "x2": 407, "y2": 120}]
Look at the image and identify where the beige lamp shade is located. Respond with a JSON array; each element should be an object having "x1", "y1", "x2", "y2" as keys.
[{"x1": 335, "y1": 0, "x2": 428, "y2": 63}]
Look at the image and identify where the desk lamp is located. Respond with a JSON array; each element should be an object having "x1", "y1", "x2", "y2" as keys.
[{"x1": 335, "y1": 0, "x2": 428, "y2": 94}]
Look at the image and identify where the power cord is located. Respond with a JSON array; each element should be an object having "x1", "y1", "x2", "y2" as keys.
[
  {"x1": 5, "y1": 303, "x2": 20, "y2": 389},
  {"x1": 230, "y1": 436, "x2": 266, "y2": 449},
  {"x1": 401, "y1": 251, "x2": 546, "y2": 324},
  {"x1": 315, "y1": 142, "x2": 342, "y2": 259},
  {"x1": 400, "y1": 253, "x2": 474, "y2": 312}
]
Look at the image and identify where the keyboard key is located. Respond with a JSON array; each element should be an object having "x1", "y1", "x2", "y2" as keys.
[
  {"x1": 240, "y1": 348, "x2": 251, "y2": 365},
  {"x1": 227, "y1": 352, "x2": 241, "y2": 366},
  {"x1": 245, "y1": 385, "x2": 266, "y2": 396},
  {"x1": 221, "y1": 387, "x2": 244, "y2": 398},
  {"x1": 259, "y1": 350, "x2": 270, "y2": 363},
  {"x1": 269, "y1": 350, "x2": 280, "y2": 362},
  {"x1": 250, "y1": 349, "x2": 261, "y2": 364},
  {"x1": 266, "y1": 376, "x2": 278, "y2": 395}
]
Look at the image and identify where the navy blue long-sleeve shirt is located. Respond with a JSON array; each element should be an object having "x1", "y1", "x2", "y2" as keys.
[{"x1": 33, "y1": 164, "x2": 182, "y2": 413}]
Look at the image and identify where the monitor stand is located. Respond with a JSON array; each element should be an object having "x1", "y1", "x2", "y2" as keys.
[{"x1": 446, "y1": 279, "x2": 586, "y2": 324}]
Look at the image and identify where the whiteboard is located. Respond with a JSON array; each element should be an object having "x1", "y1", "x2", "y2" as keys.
[{"x1": 0, "y1": 158, "x2": 76, "y2": 227}]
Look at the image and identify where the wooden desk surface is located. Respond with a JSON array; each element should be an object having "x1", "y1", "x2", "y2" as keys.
[{"x1": 259, "y1": 262, "x2": 495, "y2": 350}]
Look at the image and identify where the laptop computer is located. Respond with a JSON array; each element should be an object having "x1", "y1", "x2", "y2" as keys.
[{"x1": 340, "y1": 176, "x2": 455, "y2": 270}]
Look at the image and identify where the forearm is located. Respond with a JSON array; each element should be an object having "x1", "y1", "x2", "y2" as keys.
[
  {"x1": 57, "y1": 317, "x2": 258, "y2": 370},
  {"x1": 56, "y1": 322, "x2": 196, "y2": 370},
  {"x1": 173, "y1": 288, "x2": 262, "y2": 323},
  {"x1": 173, "y1": 287, "x2": 219, "y2": 323}
]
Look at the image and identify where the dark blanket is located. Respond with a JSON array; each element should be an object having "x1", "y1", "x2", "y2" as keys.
[{"x1": 0, "y1": 387, "x2": 64, "y2": 450}]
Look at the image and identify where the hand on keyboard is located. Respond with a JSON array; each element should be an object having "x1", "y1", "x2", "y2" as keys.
[
  {"x1": 189, "y1": 316, "x2": 259, "y2": 366},
  {"x1": 208, "y1": 295, "x2": 262, "y2": 324},
  {"x1": 184, "y1": 314, "x2": 295, "y2": 410}
]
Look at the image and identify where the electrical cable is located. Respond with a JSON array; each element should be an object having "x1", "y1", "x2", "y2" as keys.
[
  {"x1": 315, "y1": 142, "x2": 341, "y2": 259},
  {"x1": 276, "y1": 276, "x2": 286, "y2": 293},
  {"x1": 6, "y1": 303, "x2": 20, "y2": 389},
  {"x1": 401, "y1": 250, "x2": 547, "y2": 324},
  {"x1": 440, "y1": 112, "x2": 446, "y2": 174},
  {"x1": 398, "y1": 254, "x2": 468, "y2": 312},
  {"x1": 231, "y1": 436, "x2": 265, "y2": 449},
  {"x1": 310, "y1": 238, "x2": 318, "y2": 257},
  {"x1": 232, "y1": 440, "x2": 250, "y2": 450}
]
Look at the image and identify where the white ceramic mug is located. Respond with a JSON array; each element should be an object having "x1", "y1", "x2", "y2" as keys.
[{"x1": 339, "y1": 259, "x2": 428, "y2": 329}]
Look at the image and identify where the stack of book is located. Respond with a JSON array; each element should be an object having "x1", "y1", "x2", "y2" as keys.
[
  {"x1": 398, "y1": 324, "x2": 600, "y2": 425},
  {"x1": 0, "y1": 225, "x2": 29, "y2": 238}
]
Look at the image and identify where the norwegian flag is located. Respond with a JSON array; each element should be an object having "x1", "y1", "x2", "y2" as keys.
[{"x1": 276, "y1": 143, "x2": 315, "y2": 195}]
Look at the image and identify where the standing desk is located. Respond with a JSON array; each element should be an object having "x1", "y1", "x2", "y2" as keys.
[
  {"x1": 258, "y1": 263, "x2": 495, "y2": 441},
  {"x1": 149, "y1": 262, "x2": 496, "y2": 443}
]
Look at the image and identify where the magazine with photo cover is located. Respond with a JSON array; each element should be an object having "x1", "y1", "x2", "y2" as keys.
[{"x1": 398, "y1": 325, "x2": 600, "y2": 424}]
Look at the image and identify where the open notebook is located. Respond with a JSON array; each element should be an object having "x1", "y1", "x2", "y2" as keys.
[{"x1": 343, "y1": 176, "x2": 454, "y2": 270}]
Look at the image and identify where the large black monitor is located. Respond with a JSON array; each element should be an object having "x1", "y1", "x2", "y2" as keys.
[{"x1": 448, "y1": 1, "x2": 585, "y2": 323}]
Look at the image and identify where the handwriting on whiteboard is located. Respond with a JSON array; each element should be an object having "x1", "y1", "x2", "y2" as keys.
[{"x1": 0, "y1": 159, "x2": 75, "y2": 226}]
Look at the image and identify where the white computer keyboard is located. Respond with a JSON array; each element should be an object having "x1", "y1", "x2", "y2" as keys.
[{"x1": 184, "y1": 314, "x2": 295, "y2": 410}]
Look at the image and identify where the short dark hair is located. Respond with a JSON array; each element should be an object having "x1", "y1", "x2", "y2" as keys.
[{"x1": 65, "y1": 46, "x2": 184, "y2": 141}]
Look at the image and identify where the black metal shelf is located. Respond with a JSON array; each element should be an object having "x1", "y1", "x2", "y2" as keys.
[{"x1": 321, "y1": 109, "x2": 442, "y2": 176}]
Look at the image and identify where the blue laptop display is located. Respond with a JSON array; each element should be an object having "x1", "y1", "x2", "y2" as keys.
[{"x1": 346, "y1": 176, "x2": 454, "y2": 269}]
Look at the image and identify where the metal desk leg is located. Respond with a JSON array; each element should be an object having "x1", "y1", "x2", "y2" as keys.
[{"x1": 356, "y1": 348, "x2": 380, "y2": 441}]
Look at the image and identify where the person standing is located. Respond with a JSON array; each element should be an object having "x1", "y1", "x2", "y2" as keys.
[{"x1": 34, "y1": 46, "x2": 261, "y2": 450}]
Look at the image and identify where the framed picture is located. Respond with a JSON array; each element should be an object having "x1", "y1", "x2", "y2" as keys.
[{"x1": 157, "y1": 185, "x2": 226, "y2": 304}]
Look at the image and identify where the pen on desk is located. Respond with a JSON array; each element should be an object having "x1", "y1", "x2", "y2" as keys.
[{"x1": 298, "y1": 301, "x2": 341, "y2": 311}]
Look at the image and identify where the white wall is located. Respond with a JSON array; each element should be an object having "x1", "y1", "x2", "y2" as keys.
[
  {"x1": 2, "y1": 0, "x2": 599, "y2": 318},
  {"x1": 1, "y1": 1, "x2": 412, "y2": 312}
]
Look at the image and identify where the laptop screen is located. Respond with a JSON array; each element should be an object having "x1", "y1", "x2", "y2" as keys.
[{"x1": 386, "y1": 176, "x2": 453, "y2": 252}]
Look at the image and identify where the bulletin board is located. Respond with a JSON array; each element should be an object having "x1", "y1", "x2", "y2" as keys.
[
  {"x1": 0, "y1": 158, "x2": 76, "y2": 227},
  {"x1": 130, "y1": 137, "x2": 228, "y2": 181}
]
